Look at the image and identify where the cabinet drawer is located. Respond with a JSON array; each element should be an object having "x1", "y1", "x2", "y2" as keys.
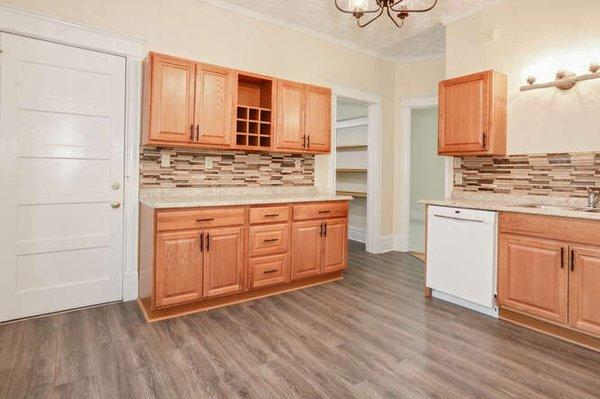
[
  {"x1": 248, "y1": 254, "x2": 289, "y2": 289},
  {"x1": 249, "y1": 224, "x2": 289, "y2": 256},
  {"x1": 156, "y1": 207, "x2": 245, "y2": 232},
  {"x1": 293, "y1": 201, "x2": 348, "y2": 221},
  {"x1": 249, "y1": 205, "x2": 290, "y2": 225}
]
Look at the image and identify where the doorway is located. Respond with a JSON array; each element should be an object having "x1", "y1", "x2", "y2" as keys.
[
  {"x1": 408, "y1": 107, "x2": 445, "y2": 253},
  {"x1": 0, "y1": 33, "x2": 126, "y2": 321}
]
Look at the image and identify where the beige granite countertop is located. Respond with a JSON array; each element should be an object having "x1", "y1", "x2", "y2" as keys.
[
  {"x1": 140, "y1": 187, "x2": 352, "y2": 209},
  {"x1": 419, "y1": 192, "x2": 600, "y2": 221}
]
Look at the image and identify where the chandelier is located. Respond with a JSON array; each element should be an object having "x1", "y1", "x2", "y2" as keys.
[{"x1": 335, "y1": 0, "x2": 438, "y2": 28}]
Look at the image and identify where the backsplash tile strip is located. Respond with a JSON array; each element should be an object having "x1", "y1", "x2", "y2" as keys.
[
  {"x1": 140, "y1": 147, "x2": 314, "y2": 188},
  {"x1": 454, "y1": 152, "x2": 600, "y2": 198}
]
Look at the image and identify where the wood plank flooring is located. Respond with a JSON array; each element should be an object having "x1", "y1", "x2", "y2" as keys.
[{"x1": 1, "y1": 241, "x2": 600, "y2": 398}]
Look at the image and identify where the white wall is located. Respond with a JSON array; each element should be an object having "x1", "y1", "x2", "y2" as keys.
[{"x1": 446, "y1": 0, "x2": 600, "y2": 155}]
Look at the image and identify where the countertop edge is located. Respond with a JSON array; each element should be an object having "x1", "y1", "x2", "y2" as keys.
[{"x1": 141, "y1": 195, "x2": 353, "y2": 209}]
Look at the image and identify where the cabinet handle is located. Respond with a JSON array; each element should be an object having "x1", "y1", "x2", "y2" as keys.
[
  {"x1": 196, "y1": 218, "x2": 214, "y2": 223},
  {"x1": 190, "y1": 124, "x2": 195, "y2": 140},
  {"x1": 307, "y1": 135, "x2": 310, "y2": 148},
  {"x1": 263, "y1": 238, "x2": 279, "y2": 243},
  {"x1": 560, "y1": 247, "x2": 564, "y2": 269},
  {"x1": 570, "y1": 249, "x2": 575, "y2": 271},
  {"x1": 206, "y1": 233, "x2": 210, "y2": 252},
  {"x1": 324, "y1": 222, "x2": 327, "y2": 237},
  {"x1": 482, "y1": 132, "x2": 487, "y2": 148},
  {"x1": 264, "y1": 268, "x2": 278, "y2": 274},
  {"x1": 264, "y1": 214, "x2": 279, "y2": 218},
  {"x1": 319, "y1": 222, "x2": 324, "y2": 237},
  {"x1": 303, "y1": 134, "x2": 307, "y2": 148},
  {"x1": 199, "y1": 233, "x2": 204, "y2": 253},
  {"x1": 196, "y1": 124, "x2": 200, "y2": 141},
  {"x1": 318, "y1": 210, "x2": 331, "y2": 214}
]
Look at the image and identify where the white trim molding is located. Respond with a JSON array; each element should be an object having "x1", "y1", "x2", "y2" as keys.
[
  {"x1": 348, "y1": 227, "x2": 367, "y2": 244},
  {"x1": 0, "y1": 4, "x2": 144, "y2": 301},
  {"x1": 396, "y1": 96, "x2": 453, "y2": 253}
]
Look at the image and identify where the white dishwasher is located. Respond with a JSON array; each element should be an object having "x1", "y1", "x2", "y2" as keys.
[{"x1": 426, "y1": 205, "x2": 498, "y2": 317}]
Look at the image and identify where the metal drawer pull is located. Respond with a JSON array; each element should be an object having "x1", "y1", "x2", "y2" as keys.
[
  {"x1": 264, "y1": 269, "x2": 278, "y2": 274},
  {"x1": 196, "y1": 218, "x2": 214, "y2": 222},
  {"x1": 264, "y1": 214, "x2": 279, "y2": 217},
  {"x1": 433, "y1": 214, "x2": 484, "y2": 223},
  {"x1": 324, "y1": 222, "x2": 327, "y2": 237},
  {"x1": 560, "y1": 247, "x2": 564, "y2": 269},
  {"x1": 190, "y1": 124, "x2": 195, "y2": 140},
  {"x1": 206, "y1": 233, "x2": 210, "y2": 251},
  {"x1": 264, "y1": 238, "x2": 279, "y2": 243},
  {"x1": 199, "y1": 233, "x2": 204, "y2": 252},
  {"x1": 571, "y1": 249, "x2": 575, "y2": 271},
  {"x1": 195, "y1": 124, "x2": 200, "y2": 141},
  {"x1": 318, "y1": 210, "x2": 331, "y2": 214}
]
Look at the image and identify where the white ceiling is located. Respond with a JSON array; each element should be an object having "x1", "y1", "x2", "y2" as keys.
[{"x1": 199, "y1": 0, "x2": 500, "y2": 62}]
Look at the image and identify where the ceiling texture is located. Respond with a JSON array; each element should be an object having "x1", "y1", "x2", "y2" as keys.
[{"x1": 199, "y1": 0, "x2": 500, "y2": 63}]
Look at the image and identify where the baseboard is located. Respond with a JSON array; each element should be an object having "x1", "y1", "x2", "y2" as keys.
[
  {"x1": 368, "y1": 234, "x2": 401, "y2": 254},
  {"x1": 432, "y1": 289, "x2": 498, "y2": 318},
  {"x1": 348, "y1": 227, "x2": 366, "y2": 243}
]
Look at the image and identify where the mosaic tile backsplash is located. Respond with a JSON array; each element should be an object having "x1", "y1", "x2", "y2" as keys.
[
  {"x1": 140, "y1": 147, "x2": 314, "y2": 188},
  {"x1": 454, "y1": 152, "x2": 600, "y2": 197}
]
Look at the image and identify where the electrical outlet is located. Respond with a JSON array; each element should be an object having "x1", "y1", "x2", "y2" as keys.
[
  {"x1": 160, "y1": 150, "x2": 170, "y2": 168},
  {"x1": 205, "y1": 156, "x2": 213, "y2": 169},
  {"x1": 454, "y1": 172, "x2": 463, "y2": 185}
]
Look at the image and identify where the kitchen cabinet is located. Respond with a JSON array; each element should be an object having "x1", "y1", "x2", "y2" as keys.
[
  {"x1": 139, "y1": 200, "x2": 348, "y2": 321},
  {"x1": 143, "y1": 53, "x2": 233, "y2": 148},
  {"x1": 155, "y1": 231, "x2": 203, "y2": 307},
  {"x1": 142, "y1": 52, "x2": 332, "y2": 154},
  {"x1": 438, "y1": 70, "x2": 507, "y2": 156},
  {"x1": 498, "y1": 234, "x2": 568, "y2": 324},
  {"x1": 498, "y1": 212, "x2": 600, "y2": 348},
  {"x1": 143, "y1": 53, "x2": 196, "y2": 145},
  {"x1": 569, "y1": 245, "x2": 600, "y2": 336},
  {"x1": 275, "y1": 80, "x2": 332, "y2": 154},
  {"x1": 203, "y1": 226, "x2": 244, "y2": 298}
]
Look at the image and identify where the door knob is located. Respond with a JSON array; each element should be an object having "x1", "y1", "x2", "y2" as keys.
[
  {"x1": 110, "y1": 201, "x2": 121, "y2": 209},
  {"x1": 112, "y1": 182, "x2": 121, "y2": 190}
]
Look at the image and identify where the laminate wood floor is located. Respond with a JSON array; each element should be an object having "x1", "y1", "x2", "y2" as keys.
[{"x1": 2, "y1": 241, "x2": 600, "y2": 399}]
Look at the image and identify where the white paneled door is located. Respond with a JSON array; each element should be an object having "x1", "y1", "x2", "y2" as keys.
[{"x1": 0, "y1": 34, "x2": 126, "y2": 322}]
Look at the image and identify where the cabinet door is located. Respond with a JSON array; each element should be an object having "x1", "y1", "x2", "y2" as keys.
[
  {"x1": 291, "y1": 220, "x2": 322, "y2": 280},
  {"x1": 276, "y1": 80, "x2": 305, "y2": 151},
  {"x1": 498, "y1": 234, "x2": 568, "y2": 324},
  {"x1": 321, "y1": 218, "x2": 348, "y2": 274},
  {"x1": 195, "y1": 63, "x2": 232, "y2": 147},
  {"x1": 155, "y1": 231, "x2": 203, "y2": 307},
  {"x1": 438, "y1": 71, "x2": 490, "y2": 154},
  {"x1": 203, "y1": 226, "x2": 244, "y2": 298},
  {"x1": 305, "y1": 85, "x2": 331, "y2": 153},
  {"x1": 569, "y1": 246, "x2": 600, "y2": 337},
  {"x1": 149, "y1": 54, "x2": 196, "y2": 144}
]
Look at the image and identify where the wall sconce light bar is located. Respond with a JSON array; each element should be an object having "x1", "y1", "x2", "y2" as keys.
[{"x1": 521, "y1": 63, "x2": 600, "y2": 92}]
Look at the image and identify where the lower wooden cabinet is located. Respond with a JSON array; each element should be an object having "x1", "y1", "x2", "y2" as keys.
[
  {"x1": 498, "y1": 212, "x2": 600, "y2": 345},
  {"x1": 155, "y1": 231, "x2": 203, "y2": 307},
  {"x1": 569, "y1": 245, "x2": 600, "y2": 336},
  {"x1": 139, "y1": 200, "x2": 349, "y2": 321},
  {"x1": 203, "y1": 226, "x2": 244, "y2": 298},
  {"x1": 291, "y1": 217, "x2": 348, "y2": 280},
  {"x1": 498, "y1": 234, "x2": 568, "y2": 324}
]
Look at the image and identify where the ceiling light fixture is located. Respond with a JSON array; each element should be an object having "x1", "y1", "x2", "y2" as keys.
[{"x1": 335, "y1": 0, "x2": 438, "y2": 28}]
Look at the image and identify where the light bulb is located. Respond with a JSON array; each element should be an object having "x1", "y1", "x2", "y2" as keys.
[{"x1": 349, "y1": 0, "x2": 368, "y2": 12}]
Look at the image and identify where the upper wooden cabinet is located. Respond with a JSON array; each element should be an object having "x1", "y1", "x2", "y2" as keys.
[
  {"x1": 438, "y1": 70, "x2": 507, "y2": 156},
  {"x1": 142, "y1": 52, "x2": 331, "y2": 154},
  {"x1": 143, "y1": 53, "x2": 233, "y2": 148},
  {"x1": 275, "y1": 80, "x2": 331, "y2": 154}
]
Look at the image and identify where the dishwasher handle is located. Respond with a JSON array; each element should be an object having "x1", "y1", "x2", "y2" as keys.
[{"x1": 433, "y1": 214, "x2": 485, "y2": 223}]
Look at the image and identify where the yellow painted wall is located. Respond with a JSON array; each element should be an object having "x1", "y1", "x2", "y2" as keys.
[
  {"x1": 4, "y1": 0, "x2": 399, "y2": 234},
  {"x1": 445, "y1": 0, "x2": 600, "y2": 155}
]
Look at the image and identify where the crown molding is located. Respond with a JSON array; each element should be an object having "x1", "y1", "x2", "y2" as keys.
[
  {"x1": 197, "y1": 0, "x2": 408, "y2": 64},
  {"x1": 440, "y1": 0, "x2": 505, "y2": 26}
]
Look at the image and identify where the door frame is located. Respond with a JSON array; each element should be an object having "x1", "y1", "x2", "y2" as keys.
[
  {"x1": 397, "y1": 96, "x2": 453, "y2": 252},
  {"x1": 329, "y1": 85, "x2": 382, "y2": 254},
  {"x1": 0, "y1": 4, "x2": 144, "y2": 300}
]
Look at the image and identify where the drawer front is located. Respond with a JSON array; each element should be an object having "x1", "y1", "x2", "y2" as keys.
[
  {"x1": 249, "y1": 224, "x2": 289, "y2": 257},
  {"x1": 249, "y1": 205, "x2": 290, "y2": 225},
  {"x1": 248, "y1": 253, "x2": 289, "y2": 289},
  {"x1": 293, "y1": 201, "x2": 348, "y2": 221},
  {"x1": 157, "y1": 207, "x2": 245, "y2": 232}
]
